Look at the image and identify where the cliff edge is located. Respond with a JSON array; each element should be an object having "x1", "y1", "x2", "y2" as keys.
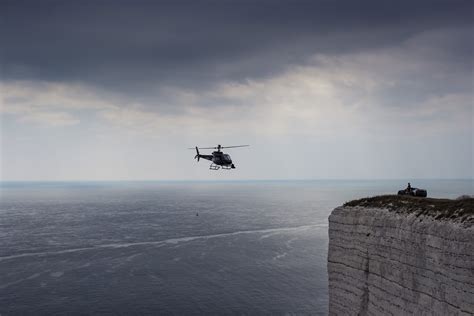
[{"x1": 327, "y1": 195, "x2": 473, "y2": 315}]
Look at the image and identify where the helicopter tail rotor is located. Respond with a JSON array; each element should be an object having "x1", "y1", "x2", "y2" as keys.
[{"x1": 194, "y1": 146, "x2": 200, "y2": 162}]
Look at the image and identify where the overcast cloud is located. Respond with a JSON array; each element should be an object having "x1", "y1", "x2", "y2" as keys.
[{"x1": 0, "y1": 0, "x2": 472, "y2": 180}]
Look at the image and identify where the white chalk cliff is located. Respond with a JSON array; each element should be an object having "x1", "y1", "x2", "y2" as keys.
[{"x1": 327, "y1": 196, "x2": 473, "y2": 315}]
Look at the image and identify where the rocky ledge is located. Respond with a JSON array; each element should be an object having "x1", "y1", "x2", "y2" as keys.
[{"x1": 327, "y1": 195, "x2": 473, "y2": 315}]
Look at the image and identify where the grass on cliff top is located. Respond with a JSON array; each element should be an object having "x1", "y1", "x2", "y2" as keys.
[{"x1": 344, "y1": 195, "x2": 474, "y2": 223}]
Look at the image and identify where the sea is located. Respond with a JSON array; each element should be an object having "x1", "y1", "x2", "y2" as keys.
[{"x1": 0, "y1": 180, "x2": 472, "y2": 315}]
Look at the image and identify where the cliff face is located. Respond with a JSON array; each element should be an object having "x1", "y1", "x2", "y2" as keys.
[{"x1": 327, "y1": 196, "x2": 473, "y2": 315}]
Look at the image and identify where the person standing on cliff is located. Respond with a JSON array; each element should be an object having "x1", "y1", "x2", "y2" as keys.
[{"x1": 406, "y1": 182, "x2": 412, "y2": 193}]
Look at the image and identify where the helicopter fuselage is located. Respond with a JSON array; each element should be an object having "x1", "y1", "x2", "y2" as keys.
[
  {"x1": 211, "y1": 151, "x2": 233, "y2": 166},
  {"x1": 196, "y1": 151, "x2": 235, "y2": 169}
]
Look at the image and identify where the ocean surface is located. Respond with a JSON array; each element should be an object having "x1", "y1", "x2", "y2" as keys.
[{"x1": 0, "y1": 180, "x2": 471, "y2": 315}]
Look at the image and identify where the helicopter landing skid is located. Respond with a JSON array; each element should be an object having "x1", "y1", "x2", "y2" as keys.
[
  {"x1": 209, "y1": 164, "x2": 220, "y2": 170},
  {"x1": 221, "y1": 165, "x2": 233, "y2": 170}
]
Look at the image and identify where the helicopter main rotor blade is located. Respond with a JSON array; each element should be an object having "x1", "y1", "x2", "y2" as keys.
[
  {"x1": 188, "y1": 145, "x2": 249, "y2": 149},
  {"x1": 221, "y1": 145, "x2": 250, "y2": 149}
]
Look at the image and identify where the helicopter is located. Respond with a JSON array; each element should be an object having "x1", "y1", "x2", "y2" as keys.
[{"x1": 189, "y1": 144, "x2": 249, "y2": 170}]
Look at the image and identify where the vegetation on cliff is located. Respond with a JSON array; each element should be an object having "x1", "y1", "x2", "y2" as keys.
[{"x1": 344, "y1": 195, "x2": 473, "y2": 224}]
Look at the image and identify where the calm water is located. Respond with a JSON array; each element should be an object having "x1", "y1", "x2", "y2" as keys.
[{"x1": 0, "y1": 180, "x2": 471, "y2": 315}]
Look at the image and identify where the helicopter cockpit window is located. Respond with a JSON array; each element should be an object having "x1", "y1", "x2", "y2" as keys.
[{"x1": 223, "y1": 154, "x2": 231, "y2": 162}]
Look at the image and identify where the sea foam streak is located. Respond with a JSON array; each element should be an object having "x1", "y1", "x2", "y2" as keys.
[{"x1": 0, "y1": 224, "x2": 327, "y2": 262}]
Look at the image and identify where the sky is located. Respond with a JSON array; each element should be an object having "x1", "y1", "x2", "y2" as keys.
[{"x1": 0, "y1": 0, "x2": 472, "y2": 181}]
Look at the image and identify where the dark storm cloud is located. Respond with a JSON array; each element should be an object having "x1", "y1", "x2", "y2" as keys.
[{"x1": 1, "y1": 0, "x2": 472, "y2": 95}]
